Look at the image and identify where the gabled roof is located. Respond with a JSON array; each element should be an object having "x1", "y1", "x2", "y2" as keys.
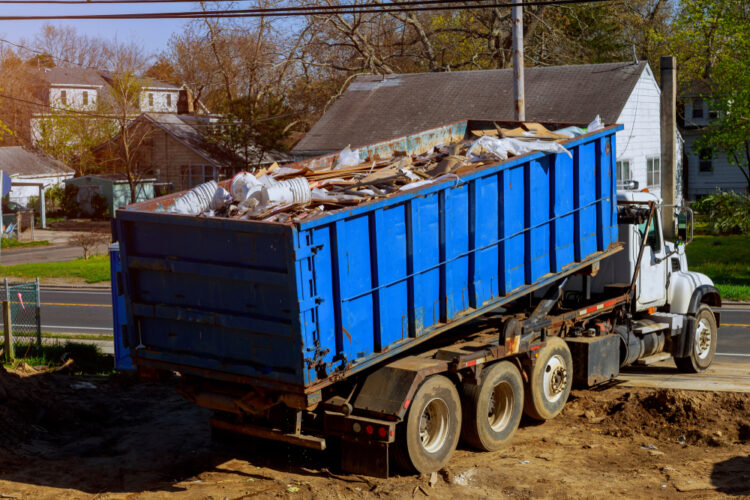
[
  {"x1": 37, "y1": 67, "x2": 180, "y2": 90},
  {"x1": 294, "y1": 61, "x2": 648, "y2": 153},
  {"x1": 0, "y1": 146, "x2": 74, "y2": 177},
  {"x1": 97, "y1": 113, "x2": 289, "y2": 167}
]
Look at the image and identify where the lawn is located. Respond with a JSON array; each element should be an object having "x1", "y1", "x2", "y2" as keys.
[
  {"x1": 686, "y1": 234, "x2": 750, "y2": 301},
  {"x1": 1, "y1": 239, "x2": 50, "y2": 249},
  {"x1": 0, "y1": 255, "x2": 110, "y2": 283}
]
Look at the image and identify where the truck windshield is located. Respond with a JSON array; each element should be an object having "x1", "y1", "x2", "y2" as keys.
[{"x1": 638, "y1": 215, "x2": 662, "y2": 253}]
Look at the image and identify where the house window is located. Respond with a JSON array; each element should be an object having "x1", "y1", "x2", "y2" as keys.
[
  {"x1": 616, "y1": 160, "x2": 632, "y2": 187},
  {"x1": 698, "y1": 147, "x2": 713, "y2": 173},
  {"x1": 60, "y1": 90, "x2": 67, "y2": 105},
  {"x1": 166, "y1": 94, "x2": 172, "y2": 107},
  {"x1": 183, "y1": 165, "x2": 217, "y2": 188},
  {"x1": 647, "y1": 157, "x2": 661, "y2": 189},
  {"x1": 708, "y1": 106, "x2": 718, "y2": 120},
  {"x1": 148, "y1": 93, "x2": 154, "y2": 107},
  {"x1": 692, "y1": 98, "x2": 704, "y2": 118},
  {"x1": 83, "y1": 91, "x2": 88, "y2": 106}
]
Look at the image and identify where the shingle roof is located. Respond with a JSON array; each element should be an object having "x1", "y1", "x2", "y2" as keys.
[
  {"x1": 0, "y1": 147, "x2": 74, "y2": 177},
  {"x1": 142, "y1": 113, "x2": 290, "y2": 166},
  {"x1": 294, "y1": 61, "x2": 648, "y2": 153},
  {"x1": 37, "y1": 67, "x2": 180, "y2": 90}
]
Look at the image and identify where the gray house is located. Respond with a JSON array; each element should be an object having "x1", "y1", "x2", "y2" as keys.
[{"x1": 294, "y1": 62, "x2": 678, "y2": 200}]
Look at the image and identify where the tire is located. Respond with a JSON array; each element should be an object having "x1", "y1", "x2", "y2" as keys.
[
  {"x1": 461, "y1": 361, "x2": 523, "y2": 451},
  {"x1": 675, "y1": 305, "x2": 717, "y2": 373},
  {"x1": 523, "y1": 336, "x2": 573, "y2": 421},
  {"x1": 392, "y1": 375, "x2": 462, "y2": 474}
]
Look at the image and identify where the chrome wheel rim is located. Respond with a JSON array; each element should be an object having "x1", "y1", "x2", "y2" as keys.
[
  {"x1": 487, "y1": 381, "x2": 513, "y2": 432},
  {"x1": 419, "y1": 398, "x2": 449, "y2": 453},
  {"x1": 695, "y1": 319, "x2": 712, "y2": 360},
  {"x1": 543, "y1": 355, "x2": 567, "y2": 403}
]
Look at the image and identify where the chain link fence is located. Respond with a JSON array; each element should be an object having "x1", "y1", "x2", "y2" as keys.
[{"x1": 2, "y1": 278, "x2": 41, "y2": 360}]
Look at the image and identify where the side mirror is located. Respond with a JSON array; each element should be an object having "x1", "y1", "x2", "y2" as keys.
[{"x1": 676, "y1": 207, "x2": 694, "y2": 245}]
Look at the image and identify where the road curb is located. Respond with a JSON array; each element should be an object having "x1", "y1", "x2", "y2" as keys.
[{"x1": 723, "y1": 300, "x2": 750, "y2": 306}]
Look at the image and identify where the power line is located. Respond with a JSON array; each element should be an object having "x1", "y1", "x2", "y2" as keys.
[{"x1": 0, "y1": 0, "x2": 618, "y2": 20}]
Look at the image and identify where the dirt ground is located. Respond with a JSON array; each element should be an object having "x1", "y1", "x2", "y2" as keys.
[{"x1": 0, "y1": 365, "x2": 748, "y2": 499}]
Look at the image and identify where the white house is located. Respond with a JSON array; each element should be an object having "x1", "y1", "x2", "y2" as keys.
[
  {"x1": 293, "y1": 62, "x2": 680, "y2": 201},
  {"x1": 0, "y1": 146, "x2": 74, "y2": 205},
  {"x1": 680, "y1": 92, "x2": 747, "y2": 198},
  {"x1": 30, "y1": 67, "x2": 183, "y2": 144}
]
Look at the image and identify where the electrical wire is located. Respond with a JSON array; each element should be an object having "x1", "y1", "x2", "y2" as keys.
[{"x1": 0, "y1": 0, "x2": 619, "y2": 20}]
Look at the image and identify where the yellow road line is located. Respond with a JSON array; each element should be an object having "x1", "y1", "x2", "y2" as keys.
[
  {"x1": 40, "y1": 302, "x2": 110, "y2": 307},
  {"x1": 722, "y1": 323, "x2": 750, "y2": 327}
]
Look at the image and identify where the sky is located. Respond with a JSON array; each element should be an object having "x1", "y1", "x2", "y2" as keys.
[{"x1": 0, "y1": 3, "x2": 199, "y2": 55}]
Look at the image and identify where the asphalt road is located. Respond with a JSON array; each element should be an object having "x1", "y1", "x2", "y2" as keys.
[
  {"x1": 37, "y1": 287, "x2": 113, "y2": 335},
  {"x1": 715, "y1": 305, "x2": 750, "y2": 362}
]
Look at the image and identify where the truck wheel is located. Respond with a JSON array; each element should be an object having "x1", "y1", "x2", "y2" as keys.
[
  {"x1": 523, "y1": 337, "x2": 573, "y2": 421},
  {"x1": 461, "y1": 361, "x2": 523, "y2": 451},
  {"x1": 675, "y1": 305, "x2": 717, "y2": 373},
  {"x1": 392, "y1": 375, "x2": 461, "y2": 474}
]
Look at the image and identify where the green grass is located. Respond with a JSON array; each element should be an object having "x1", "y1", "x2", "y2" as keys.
[
  {"x1": 39, "y1": 332, "x2": 113, "y2": 341},
  {"x1": 1, "y1": 239, "x2": 50, "y2": 249},
  {"x1": 0, "y1": 255, "x2": 110, "y2": 283},
  {"x1": 4, "y1": 341, "x2": 114, "y2": 374},
  {"x1": 686, "y1": 234, "x2": 750, "y2": 301}
]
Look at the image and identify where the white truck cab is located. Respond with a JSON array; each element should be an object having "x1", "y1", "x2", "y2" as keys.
[{"x1": 582, "y1": 188, "x2": 720, "y2": 374}]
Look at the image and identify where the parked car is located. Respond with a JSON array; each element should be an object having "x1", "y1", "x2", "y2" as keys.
[{"x1": 2, "y1": 200, "x2": 28, "y2": 213}]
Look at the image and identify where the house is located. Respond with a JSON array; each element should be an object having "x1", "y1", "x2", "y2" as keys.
[
  {"x1": 36, "y1": 67, "x2": 182, "y2": 113},
  {"x1": 0, "y1": 146, "x2": 74, "y2": 204},
  {"x1": 92, "y1": 113, "x2": 290, "y2": 192},
  {"x1": 29, "y1": 67, "x2": 190, "y2": 145},
  {"x1": 680, "y1": 87, "x2": 747, "y2": 198},
  {"x1": 294, "y1": 62, "x2": 679, "y2": 200},
  {"x1": 64, "y1": 173, "x2": 155, "y2": 217}
]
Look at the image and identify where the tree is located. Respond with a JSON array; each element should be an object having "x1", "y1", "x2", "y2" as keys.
[
  {"x1": 670, "y1": 0, "x2": 750, "y2": 190},
  {"x1": 96, "y1": 71, "x2": 156, "y2": 203},
  {"x1": 33, "y1": 103, "x2": 116, "y2": 176},
  {"x1": 205, "y1": 92, "x2": 296, "y2": 170}
]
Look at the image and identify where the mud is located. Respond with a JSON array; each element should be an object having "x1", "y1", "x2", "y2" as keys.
[{"x1": 0, "y1": 367, "x2": 748, "y2": 499}]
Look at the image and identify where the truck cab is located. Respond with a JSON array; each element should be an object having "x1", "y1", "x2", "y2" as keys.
[{"x1": 589, "y1": 188, "x2": 721, "y2": 373}]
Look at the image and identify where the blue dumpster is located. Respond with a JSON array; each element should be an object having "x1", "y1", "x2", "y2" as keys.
[{"x1": 113, "y1": 120, "x2": 621, "y2": 398}]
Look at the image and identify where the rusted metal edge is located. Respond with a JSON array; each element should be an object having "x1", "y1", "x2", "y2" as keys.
[{"x1": 209, "y1": 417, "x2": 326, "y2": 451}]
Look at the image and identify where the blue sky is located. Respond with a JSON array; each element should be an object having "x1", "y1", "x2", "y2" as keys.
[{"x1": 0, "y1": 4, "x2": 198, "y2": 55}]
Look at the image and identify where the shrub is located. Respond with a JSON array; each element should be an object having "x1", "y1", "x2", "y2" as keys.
[
  {"x1": 91, "y1": 193, "x2": 109, "y2": 220},
  {"x1": 692, "y1": 191, "x2": 750, "y2": 234},
  {"x1": 61, "y1": 184, "x2": 80, "y2": 218},
  {"x1": 69, "y1": 232, "x2": 110, "y2": 259}
]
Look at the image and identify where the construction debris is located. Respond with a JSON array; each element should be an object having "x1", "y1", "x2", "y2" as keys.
[{"x1": 166, "y1": 122, "x2": 579, "y2": 223}]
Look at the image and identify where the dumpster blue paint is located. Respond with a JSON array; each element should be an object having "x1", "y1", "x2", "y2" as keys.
[
  {"x1": 109, "y1": 243, "x2": 133, "y2": 370},
  {"x1": 114, "y1": 120, "x2": 622, "y2": 396}
]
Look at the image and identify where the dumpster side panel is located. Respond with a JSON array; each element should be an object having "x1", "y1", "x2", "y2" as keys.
[{"x1": 298, "y1": 129, "x2": 619, "y2": 384}]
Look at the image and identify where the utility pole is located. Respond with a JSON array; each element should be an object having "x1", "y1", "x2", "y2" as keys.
[{"x1": 513, "y1": 0, "x2": 525, "y2": 122}]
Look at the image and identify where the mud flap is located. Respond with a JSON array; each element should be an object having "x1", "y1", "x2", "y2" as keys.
[
  {"x1": 340, "y1": 438, "x2": 389, "y2": 478},
  {"x1": 673, "y1": 316, "x2": 696, "y2": 358}
]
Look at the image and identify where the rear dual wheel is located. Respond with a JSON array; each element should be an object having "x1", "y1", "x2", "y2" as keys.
[
  {"x1": 461, "y1": 361, "x2": 524, "y2": 451},
  {"x1": 393, "y1": 375, "x2": 462, "y2": 474}
]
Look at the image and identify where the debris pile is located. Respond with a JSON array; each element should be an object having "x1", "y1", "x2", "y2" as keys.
[{"x1": 168, "y1": 121, "x2": 599, "y2": 223}]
